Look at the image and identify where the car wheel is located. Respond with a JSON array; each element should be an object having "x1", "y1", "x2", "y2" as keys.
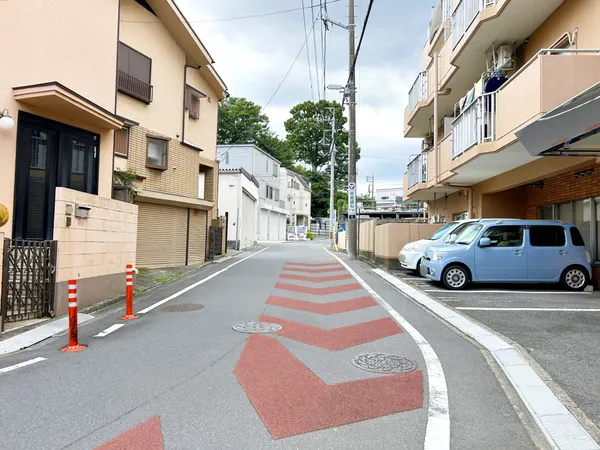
[
  {"x1": 413, "y1": 259, "x2": 422, "y2": 276},
  {"x1": 561, "y1": 266, "x2": 589, "y2": 291},
  {"x1": 441, "y1": 265, "x2": 469, "y2": 290}
]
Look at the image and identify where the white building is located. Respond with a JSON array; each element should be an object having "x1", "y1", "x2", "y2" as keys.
[
  {"x1": 218, "y1": 168, "x2": 259, "y2": 250},
  {"x1": 280, "y1": 168, "x2": 311, "y2": 227},
  {"x1": 218, "y1": 144, "x2": 289, "y2": 242},
  {"x1": 376, "y1": 187, "x2": 403, "y2": 210}
]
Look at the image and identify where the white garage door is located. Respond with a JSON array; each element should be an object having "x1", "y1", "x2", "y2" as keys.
[
  {"x1": 241, "y1": 192, "x2": 256, "y2": 249},
  {"x1": 278, "y1": 213, "x2": 287, "y2": 241},
  {"x1": 259, "y1": 209, "x2": 268, "y2": 241},
  {"x1": 269, "y1": 211, "x2": 279, "y2": 241}
]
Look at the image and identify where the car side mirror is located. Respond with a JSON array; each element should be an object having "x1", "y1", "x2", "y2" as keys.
[
  {"x1": 446, "y1": 234, "x2": 458, "y2": 243},
  {"x1": 479, "y1": 237, "x2": 491, "y2": 247}
]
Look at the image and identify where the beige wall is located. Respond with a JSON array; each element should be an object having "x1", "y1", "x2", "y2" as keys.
[
  {"x1": 337, "y1": 231, "x2": 347, "y2": 251},
  {"x1": 118, "y1": 0, "x2": 186, "y2": 140},
  {"x1": 429, "y1": 191, "x2": 470, "y2": 221},
  {"x1": 359, "y1": 220, "x2": 377, "y2": 253},
  {"x1": 480, "y1": 186, "x2": 527, "y2": 219},
  {"x1": 54, "y1": 188, "x2": 137, "y2": 283},
  {"x1": 185, "y1": 67, "x2": 219, "y2": 161},
  {"x1": 375, "y1": 223, "x2": 442, "y2": 259}
]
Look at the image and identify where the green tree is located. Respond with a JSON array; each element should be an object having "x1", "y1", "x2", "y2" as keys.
[
  {"x1": 256, "y1": 132, "x2": 295, "y2": 168},
  {"x1": 357, "y1": 194, "x2": 376, "y2": 209}
]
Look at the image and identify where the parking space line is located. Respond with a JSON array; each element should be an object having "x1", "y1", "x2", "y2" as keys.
[
  {"x1": 0, "y1": 357, "x2": 46, "y2": 375},
  {"x1": 94, "y1": 324, "x2": 125, "y2": 337},
  {"x1": 457, "y1": 307, "x2": 600, "y2": 312},
  {"x1": 424, "y1": 290, "x2": 590, "y2": 295}
]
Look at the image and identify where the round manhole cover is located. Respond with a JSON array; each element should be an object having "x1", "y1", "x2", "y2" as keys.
[
  {"x1": 161, "y1": 304, "x2": 204, "y2": 313},
  {"x1": 351, "y1": 353, "x2": 418, "y2": 374},
  {"x1": 232, "y1": 322, "x2": 283, "y2": 334}
]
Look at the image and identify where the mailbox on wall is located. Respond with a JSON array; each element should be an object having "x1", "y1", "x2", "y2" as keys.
[{"x1": 75, "y1": 204, "x2": 91, "y2": 219}]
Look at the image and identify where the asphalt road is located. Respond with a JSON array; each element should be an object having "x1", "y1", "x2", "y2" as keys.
[
  {"x1": 0, "y1": 242, "x2": 545, "y2": 449},
  {"x1": 391, "y1": 268, "x2": 600, "y2": 438}
]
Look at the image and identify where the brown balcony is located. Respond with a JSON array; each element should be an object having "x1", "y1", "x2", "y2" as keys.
[{"x1": 117, "y1": 71, "x2": 153, "y2": 104}]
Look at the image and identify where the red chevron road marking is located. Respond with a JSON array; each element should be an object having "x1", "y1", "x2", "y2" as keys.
[
  {"x1": 275, "y1": 282, "x2": 362, "y2": 295},
  {"x1": 267, "y1": 295, "x2": 377, "y2": 314},
  {"x1": 286, "y1": 262, "x2": 341, "y2": 268},
  {"x1": 95, "y1": 416, "x2": 164, "y2": 450},
  {"x1": 260, "y1": 315, "x2": 402, "y2": 350},
  {"x1": 282, "y1": 266, "x2": 345, "y2": 274},
  {"x1": 279, "y1": 273, "x2": 353, "y2": 283},
  {"x1": 235, "y1": 335, "x2": 423, "y2": 439}
]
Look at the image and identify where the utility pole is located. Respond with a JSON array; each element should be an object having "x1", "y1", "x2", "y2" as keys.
[
  {"x1": 328, "y1": 109, "x2": 336, "y2": 248},
  {"x1": 347, "y1": 0, "x2": 358, "y2": 259}
]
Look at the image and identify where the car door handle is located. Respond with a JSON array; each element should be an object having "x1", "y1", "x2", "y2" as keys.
[
  {"x1": 513, "y1": 251, "x2": 523, "y2": 256},
  {"x1": 558, "y1": 250, "x2": 568, "y2": 256}
]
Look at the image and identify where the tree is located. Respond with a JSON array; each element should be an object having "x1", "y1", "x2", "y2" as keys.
[
  {"x1": 357, "y1": 194, "x2": 376, "y2": 209},
  {"x1": 284, "y1": 100, "x2": 360, "y2": 183},
  {"x1": 256, "y1": 132, "x2": 295, "y2": 168},
  {"x1": 217, "y1": 97, "x2": 270, "y2": 146}
]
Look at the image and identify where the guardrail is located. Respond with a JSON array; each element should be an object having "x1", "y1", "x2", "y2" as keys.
[
  {"x1": 408, "y1": 71, "x2": 428, "y2": 114},
  {"x1": 452, "y1": 0, "x2": 497, "y2": 48},
  {"x1": 407, "y1": 154, "x2": 428, "y2": 188},
  {"x1": 452, "y1": 92, "x2": 496, "y2": 159}
]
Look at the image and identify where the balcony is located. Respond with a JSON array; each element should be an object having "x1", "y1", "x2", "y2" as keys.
[
  {"x1": 408, "y1": 71, "x2": 428, "y2": 115},
  {"x1": 407, "y1": 154, "x2": 427, "y2": 189},
  {"x1": 117, "y1": 71, "x2": 153, "y2": 104},
  {"x1": 452, "y1": 92, "x2": 496, "y2": 159},
  {"x1": 452, "y1": 0, "x2": 496, "y2": 49}
]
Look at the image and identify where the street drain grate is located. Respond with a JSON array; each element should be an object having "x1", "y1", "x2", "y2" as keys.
[
  {"x1": 161, "y1": 304, "x2": 204, "y2": 313},
  {"x1": 351, "y1": 353, "x2": 418, "y2": 374},
  {"x1": 232, "y1": 322, "x2": 283, "y2": 334}
]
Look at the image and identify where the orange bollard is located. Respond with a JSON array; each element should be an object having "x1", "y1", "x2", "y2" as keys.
[
  {"x1": 121, "y1": 264, "x2": 138, "y2": 321},
  {"x1": 61, "y1": 279, "x2": 86, "y2": 352}
]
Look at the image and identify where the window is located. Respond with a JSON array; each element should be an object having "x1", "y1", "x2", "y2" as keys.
[
  {"x1": 274, "y1": 189, "x2": 280, "y2": 201},
  {"x1": 570, "y1": 228, "x2": 586, "y2": 247},
  {"x1": 428, "y1": 222, "x2": 458, "y2": 241},
  {"x1": 558, "y1": 202, "x2": 573, "y2": 223},
  {"x1": 381, "y1": 196, "x2": 389, "y2": 200},
  {"x1": 454, "y1": 223, "x2": 484, "y2": 245},
  {"x1": 265, "y1": 185, "x2": 274, "y2": 199},
  {"x1": 481, "y1": 226, "x2": 523, "y2": 247},
  {"x1": 147, "y1": 137, "x2": 168, "y2": 169},
  {"x1": 453, "y1": 211, "x2": 468, "y2": 221},
  {"x1": 114, "y1": 127, "x2": 129, "y2": 157},
  {"x1": 574, "y1": 199, "x2": 591, "y2": 250},
  {"x1": 273, "y1": 163, "x2": 279, "y2": 177},
  {"x1": 184, "y1": 85, "x2": 203, "y2": 120},
  {"x1": 117, "y1": 42, "x2": 153, "y2": 103},
  {"x1": 539, "y1": 205, "x2": 554, "y2": 220},
  {"x1": 530, "y1": 226, "x2": 566, "y2": 247}
]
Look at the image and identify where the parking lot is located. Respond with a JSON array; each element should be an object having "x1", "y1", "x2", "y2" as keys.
[{"x1": 390, "y1": 268, "x2": 600, "y2": 434}]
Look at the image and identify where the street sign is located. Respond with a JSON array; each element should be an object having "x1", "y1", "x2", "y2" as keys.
[{"x1": 348, "y1": 182, "x2": 356, "y2": 218}]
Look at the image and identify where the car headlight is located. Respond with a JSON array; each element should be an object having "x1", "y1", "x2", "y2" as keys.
[{"x1": 432, "y1": 251, "x2": 444, "y2": 261}]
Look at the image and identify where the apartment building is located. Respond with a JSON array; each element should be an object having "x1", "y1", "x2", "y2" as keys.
[
  {"x1": 218, "y1": 145, "x2": 289, "y2": 241},
  {"x1": 376, "y1": 187, "x2": 404, "y2": 210},
  {"x1": 279, "y1": 168, "x2": 312, "y2": 227},
  {"x1": 0, "y1": 0, "x2": 225, "y2": 329},
  {"x1": 114, "y1": 0, "x2": 226, "y2": 269},
  {"x1": 402, "y1": 0, "x2": 600, "y2": 283}
]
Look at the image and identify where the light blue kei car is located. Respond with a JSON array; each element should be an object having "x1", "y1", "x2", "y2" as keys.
[{"x1": 421, "y1": 220, "x2": 591, "y2": 291}]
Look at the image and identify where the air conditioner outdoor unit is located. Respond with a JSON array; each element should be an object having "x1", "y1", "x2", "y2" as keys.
[
  {"x1": 493, "y1": 45, "x2": 512, "y2": 71},
  {"x1": 423, "y1": 135, "x2": 434, "y2": 152}
]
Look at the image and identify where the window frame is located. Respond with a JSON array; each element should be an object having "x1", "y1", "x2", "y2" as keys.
[
  {"x1": 114, "y1": 127, "x2": 130, "y2": 158},
  {"x1": 184, "y1": 84, "x2": 204, "y2": 120},
  {"x1": 481, "y1": 225, "x2": 524, "y2": 248},
  {"x1": 529, "y1": 225, "x2": 567, "y2": 247},
  {"x1": 146, "y1": 136, "x2": 169, "y2": 170},
  {"x1": 117, "y1": 42, "x2": 153, "y2": 103}
]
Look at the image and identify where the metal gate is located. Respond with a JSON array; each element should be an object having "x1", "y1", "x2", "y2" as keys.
[
  {"x1": 1, "y1": 239, "x2": 57, "y2": 332},
  {"x1": 207, "y1": 227, "x2": 223, "y2": 261}
]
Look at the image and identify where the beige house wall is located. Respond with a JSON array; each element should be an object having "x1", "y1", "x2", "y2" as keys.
[
  {"x1": 185, "y1": 68, "x2": 219, "y2": 161},
  {"x1": 429, "y1": 191, "x2": 470, "y2": 221},
  {"x1": 375, "y1": 223, "x2": 442, "y2": 260}
]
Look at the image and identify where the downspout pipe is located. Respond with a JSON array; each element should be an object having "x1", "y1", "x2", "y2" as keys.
[{"x1": 433, "y1": 52, "x2": 439, "y2": 186}]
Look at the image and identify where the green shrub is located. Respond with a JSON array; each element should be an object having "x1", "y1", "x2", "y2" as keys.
[{"x1": 306, "y1": 230, "x2": 315, "y2": 240}]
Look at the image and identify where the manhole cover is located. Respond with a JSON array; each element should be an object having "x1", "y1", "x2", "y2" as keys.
[
  {"x1": 351, "y1": 353, "x2": 418, "y2": 374},
  {"x1": 161, "y1": 304, "x2": 204, "y2": 312},
  {"x1": 232, "y1": 322, "x2": 283, "y2": 334}
]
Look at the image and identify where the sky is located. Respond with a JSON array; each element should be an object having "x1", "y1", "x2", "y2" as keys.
[{"x1": 177, "y1": 0, "x2": 433, "y2": 195}]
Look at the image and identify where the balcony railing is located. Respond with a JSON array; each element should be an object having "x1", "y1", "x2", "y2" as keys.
[
  {"x1": 429, "y1": 0, "x2": 453, "y2": 43},
  {"x1": 452, "y1": 92, "x2": 496, "y2": 159},
  {"x1": 408, "y1": 71, "x2": 427, "y2": 114},
  {"x1": 407, "y1": 153, "x2": 428, "y2": 188},
  {"x1": 452, "y1": 0, "x2": 497, "y2": 48},
  {"x1": 117, "y1": 71, "x2": 153, "y2": 104}
]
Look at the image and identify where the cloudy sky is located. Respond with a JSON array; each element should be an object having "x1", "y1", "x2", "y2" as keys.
[{"x1": 177, "y1": 0, "x2": 432, "y2": 195}]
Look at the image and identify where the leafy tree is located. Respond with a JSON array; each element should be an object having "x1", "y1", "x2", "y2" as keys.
[
  {"x1": 357, "y1": 194, "x2": 376, "y2": 209},
  {"x1": 256, "y1": 132, "x2": 295, "y2": 168}
]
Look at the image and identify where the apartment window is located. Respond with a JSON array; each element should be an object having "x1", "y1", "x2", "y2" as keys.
[
  {"x1": 117, "y1": 42, "x2": 153, "y2": 103},
  {"x1": 274, "y1": 189, "x2": 280, "y2": 201},
  {"x1": 453, "y1": 211, "x2": 468, "y2": 221},
  {"x1": 185, "y1": 85, "x2": 203, "y2": 120},
  {"x1": 147, "y1": 137, "x2": 168, "y2": 169},
  {"x1": 273, "y1": 163, "x2": 279, "y2": 177},
  {"x1": 114, "y1": 127, "x2": 129, "y2": 158}
]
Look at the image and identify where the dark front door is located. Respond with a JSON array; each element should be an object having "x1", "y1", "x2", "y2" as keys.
[{"x1": 13, "y1": 112, "x2": 99, "y2": 240}]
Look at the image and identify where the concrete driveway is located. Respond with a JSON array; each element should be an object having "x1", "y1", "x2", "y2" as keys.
[{"x1": 391, "y1": 268, "x2": 600, "y2": 438}]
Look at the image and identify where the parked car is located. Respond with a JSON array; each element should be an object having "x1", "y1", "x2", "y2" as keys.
[
  {"x1": 398, "y1": 219, "x2": 479, "y2": 274},
  {"x1": 421, "y1": 220, "x2": 591, "y2": 291}
]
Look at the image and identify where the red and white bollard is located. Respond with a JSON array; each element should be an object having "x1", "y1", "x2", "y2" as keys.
[
  {"x1": 61, "y1": 279, "x2": 86, "y2": 353},
  {"x1": 121, "y1": 264, "x2": 138, "y2": 321}
]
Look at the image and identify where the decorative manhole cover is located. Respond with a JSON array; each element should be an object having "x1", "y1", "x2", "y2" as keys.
[
  {"x1": 351, "y1": 353, "x2": 418, "y2": 374},
  {"x1": 232, "y1": 322, "x2": 283, "y2": 334},
  {"x1": 161, "y1": 304, "x2": 204, "y2": 313}
]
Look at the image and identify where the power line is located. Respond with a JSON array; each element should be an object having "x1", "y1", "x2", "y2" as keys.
[
  {"x1": 121, "y1": 0, "x2": 341, "y2": 23},
  {"x1": 349, "y1": 0, "x2": 374, "y2": 85},
  {"x1": 310, "y1": 0, "x2": 321, "y2": 101},
  {"x1": 300, "y1": 0, "x2": 316, "y2": 102}
]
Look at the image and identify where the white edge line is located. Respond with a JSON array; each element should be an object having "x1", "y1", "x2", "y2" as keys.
[
  {"x1": 457, "y1": 307, "x2": 600, "y2": 312},
  {"x1": 372, "y1": 268, "x2": 600, "y2": 450},
  {"x1": 94, "y1": 324, "x2": 125, "y2": 337},
  {"x1": 138, "y1": 247, "x2": 270, "y2": 314},
  {"x1": 324, "y1": 249, "x2": 450, "y2": 450},
  {"x1": 424, "y1": 290, "x2": 590, "y2": 295},
  {"x1": 0, "y1": 357, "x2": 47, "y2": 374}
]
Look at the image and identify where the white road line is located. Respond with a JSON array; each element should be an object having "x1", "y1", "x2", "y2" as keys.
[
  {"x1": 94, "y1": 324, "x2": 125, "y2": 337},
  {"x1": 457, "y1": 307, "x2": 600, "y2": 312},
  {"x1": 0, "y1": 357, "x2": 46, "y2": 375},
  {"x1": 325, "y1": 249, "x2": 449, "y2": 450},
  {"x1": 138, "y1": 247, "x2": 270, "y2": 314},
  {"x1": 424, "y1": 289, "x2": 590, "y2": 295},
  {"x1": 372, "y1": 268, "x2": 600, "y2": 450}
]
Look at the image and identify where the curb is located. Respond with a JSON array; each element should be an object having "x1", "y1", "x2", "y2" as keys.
[{"x1": 372, "y1": 268, "x2": 600, "y2": 450}]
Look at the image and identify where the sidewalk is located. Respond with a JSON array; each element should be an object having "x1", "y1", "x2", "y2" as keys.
[{"x1": 0, "y1": 249, "x2": 244, "y2": 355}]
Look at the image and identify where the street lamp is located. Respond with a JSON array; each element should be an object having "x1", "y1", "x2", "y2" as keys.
[{"x1": 0, "y1": 109, "x2": 14, "y2": 131}]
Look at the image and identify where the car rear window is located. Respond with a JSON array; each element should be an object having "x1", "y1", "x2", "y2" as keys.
[
  {"x1": 529, "y1": 226, "x2": 566, "y2": 247},
  {"x1": 570, "y1": 227, "x2": 586, "y2": 246}
]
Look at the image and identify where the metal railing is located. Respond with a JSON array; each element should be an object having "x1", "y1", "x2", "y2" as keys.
[
  {"x1": 407, "y1": 154, "x2": 428, "y2": 188},
  {"x1": 452, "y1": 0, "x2": 496, "y2": 48},
  {"x1": 408, "y1": 71, "x2": 428, "y2": 114},
  {"x1": 117, "y1": 71, "x2": 153, "y2": 104},
  {"x1": 452, "y1": 92, "x2": 496, "y2": 159}
]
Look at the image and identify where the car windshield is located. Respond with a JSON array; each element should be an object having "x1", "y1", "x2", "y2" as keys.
[
  {"x1": 428, "y1": 222, "x2": 458, "y2": 241},
  {"x1": 454, "y1": 224, "x2": 484, "y2": 245}
]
